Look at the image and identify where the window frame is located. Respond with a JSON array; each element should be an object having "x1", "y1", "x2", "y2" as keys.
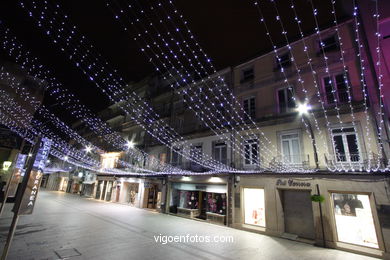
[
  {"x1": 321, "y1": 72, "x2": 350, "y2": 105},
  {"x1": 280, "y1": 131, "x2": 302, "y2": 165},
  {"x1": 240, "y1": 67, "x2": 254, "y2": 83},
  {"x1": 243, "y1": 96, "x2": 256, "y2": 120},
  {"x1": 243, "y1": 138, "x2": 259, "y2": 166},
  {"x1": 319, "y1": 34, "x2": 339, "y2": 53},
  {"x1": 213, "y1": 141, "x2": 228, "y2": 165},
  {"x1": 330, "y1": 127, "x2": 362, "y2": 163},
  {"x1": 277, "y1": 87, "x2": 296, "y2": 113},
  {"x1": 171, "y1": 146, "x2": 183, "y2": 166},
  {"x1": 275, "y1": 52, "x2": 291, "y2": 70}
]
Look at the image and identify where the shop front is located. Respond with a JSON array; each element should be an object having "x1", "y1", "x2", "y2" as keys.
[
  {"x1": 143, "y1": 180, "x2": 162, "y2": 210},
  {"x1": 113, "y1": 177, "x2": 163, "y2": 210},
  {"x1": 116, "y1": 177, "x2": 142, "y2": 207},
  {"x1": 59, "y1": 176, "x2": 69, "y2": 192},
  {"x1": 167, "y1": 176, "x2": 229, "y2": 225},
  {"x1": 95, "y1": 176, "x2": 116, "y2": 201},
  {"x1": 45, "y1": 171, "x2": 68, "y2": 191},
  {"x1": 232, "y1": 175, "x2": 389, "y2": 258},
  {"x1": 82, "y1": 181, "x2": 95, "y2": 197}
]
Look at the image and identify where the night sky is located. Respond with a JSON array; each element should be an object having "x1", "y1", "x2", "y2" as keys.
[{"x1": 0, "y1": 0, "x2": 349, "y2": 123}]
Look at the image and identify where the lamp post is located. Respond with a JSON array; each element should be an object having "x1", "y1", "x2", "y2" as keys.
[{"x1": 297, "y1": 103, "x2": 319, "y2": 169}]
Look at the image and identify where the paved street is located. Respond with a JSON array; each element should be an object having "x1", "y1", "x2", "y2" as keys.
[{"x1": 0, "y1": 191, "x2": 376, "y2": 260}]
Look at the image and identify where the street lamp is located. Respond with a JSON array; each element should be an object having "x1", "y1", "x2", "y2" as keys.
[
  {"x1": 297, "y1": 103, "x2": 312, "y2": 115},
  {"x1": 126, "y1": 140, "x2": 135, "y2": 149},
  {"x1": 296, "y1": 103, "x2": 319, "y2": 169},
  {"x1": 84, "y1": 146, "x2": 92, "y2": 153}
]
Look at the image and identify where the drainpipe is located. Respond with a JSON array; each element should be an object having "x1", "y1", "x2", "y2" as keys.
[{"x1": 316, "y1": 184, "x2": 326, "y2": 248}]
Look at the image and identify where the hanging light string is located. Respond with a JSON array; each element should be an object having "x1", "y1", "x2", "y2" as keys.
[
  {"x1": 20, "y1": 1, "x2": 236, "y2": 173},
  {"x1": 21, "y1": 2, "x2": 226, "y2": 171},
  {"x1": 118, "y1": 0, "x2": 297, "y2": 168},
  {"x1": 264, "y1": 0, "x2": 373, "y2": 172},
  {"x1": 374, "y1": 0, "x2": 387, "y2": 168},
  {"x1": 0, "y1": 91, "x2": 99, "y2": 167},
  {"x1": 107, "y1": 0, "x2": 288, "y2": 171},
  {"x1": 0, "y1": 91, "x2": 162, "y2": 175},
  {"x1": 17, "y1": 0, "x2": 253, "y2": 173},
  {"x1": 253, "y1": 0, "x2": 329, "y2": 170},
  {"x1": 0, "y1": 67, "x2": 187, "y2": 174},
  {"x1": 127, "y1": 0, "x2": 321, "y2": 171},
  {"x1": 154, "y1": 0, "x2": 300, "y2": 162},
  {"x1": 350, "y1": 0, "x2": 375, "y2": 171},
  {"x1": 289, "y1": 0, "x2": 365, "y2": 172},
  {"x1": 332, "y1": 0, "x2": 379, "y2": 171},
  {"x1": 38, "y1": 0, "x2": 286, "y2": 172},
  {"x1": 306, "y1": 0, "x2": 359, "y2": 172},
  {"x1": 0, "y1": 24, "x2": 197, "y2": 174}
]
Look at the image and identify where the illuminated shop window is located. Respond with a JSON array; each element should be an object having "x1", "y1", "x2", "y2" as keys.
[
  {"x1": 243, "y1": 188, "x2": 265, "y2": 227},
  {"x1": 332, "y1": 193, "x2": 378, "y2": 248}
]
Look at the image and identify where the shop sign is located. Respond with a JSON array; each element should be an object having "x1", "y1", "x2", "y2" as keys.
[
  {"x1": 16, "y1": 138, "x2": 51, "y2": 215},
  {"x1": 195, "y1": 185, "x2": 207, "y2": 191},
  {"x1": 15, "y1": 154, "x2": 27, "y2": 169},
  {"x1": 276, "y1": 179, "x2": 310, "y2": 187},
  {"x1": 18, "y1": 170, "x2": 43, "y2": 215}
]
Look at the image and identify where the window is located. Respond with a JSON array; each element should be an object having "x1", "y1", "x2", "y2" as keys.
[
  {"x1": 281, "y1": 133, "x2": 301, "y2": 164},
  {"x1": 241, "y1": 67, "x2": 254, "y2": 83},
  {"x1": 190, "y1": 145, "x2": 202, "y2": 168},
  {"x1": 244, "y1": 139, "x2": 259, "y2": 166},
  {"x1": 331, "y1": 127, "x2": 360, "y2": 162},
  {"x1": 171, "y1": 147, "x2": 182, "y2": 166},
  {"x1": 213, "y1": 142, "x2": 227, "y2": 165},
  {"x1": 243, "y1": 97, "x2": 256, "y2": 120},
  {"x1": 243, "y1": 188, "x2": 265, "y2": 227},
  {"x1": 323, "y1": 73, "x2": 349, "y2": 104},
  {"x1": 332, "y1": 193, "x2": 378, "y2": 248},
  {"x1": 158, "y1": 153, "x2": 167, "y2": 163},
  {"x1": 276, "y1": 53, "x2": 291, "y2": 69},
  {"x1": 278, "y1": 88, "x2": 295, "y2": 113},
  {"x1": 320, "y1": 35, "x2": 339, "y2": 53}
]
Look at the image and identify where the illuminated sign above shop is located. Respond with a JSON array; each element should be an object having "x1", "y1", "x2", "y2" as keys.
[{"x1": 2, "y1": 161, "x2": 12, "y2": 171}]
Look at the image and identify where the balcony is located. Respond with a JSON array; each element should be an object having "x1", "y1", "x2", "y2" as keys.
[
  {"x1": 325, "y1": 152, "x2": 385, "y2": 171},
  {"x1": 269, "y1": 154, "x2": 310, "y2": 170},
  {"x1": 170, "y1": 159, "x2": 231, "y2": 172}
]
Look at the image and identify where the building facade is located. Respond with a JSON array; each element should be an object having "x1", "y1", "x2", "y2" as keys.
[{"x1": 64, "y1": 19, "x2": 390, "y2": 259}]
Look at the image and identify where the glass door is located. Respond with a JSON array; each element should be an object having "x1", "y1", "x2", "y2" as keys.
[{"x1": 332, "y1": 128, "x2": 360, "y2": 162}]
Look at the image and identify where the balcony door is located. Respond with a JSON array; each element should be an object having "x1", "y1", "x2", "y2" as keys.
[
  {"x1": 214, "y1": 142, "x2": 227, "y2": 165},
  {"x1": 331, "y1": 128, "x2": 360, "y2": 163},
  {"x1": 281, "y1": 133, "x2": 301, "y2": 164}
]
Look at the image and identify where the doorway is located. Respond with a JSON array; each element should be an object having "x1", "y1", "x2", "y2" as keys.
[{"x1": 282, "y1": 190, "x2": 315, "y2": 239}]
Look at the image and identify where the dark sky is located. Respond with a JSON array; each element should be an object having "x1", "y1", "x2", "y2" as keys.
[{"x1": 0, "y1": 0, "x2": 350, "y2": 122}]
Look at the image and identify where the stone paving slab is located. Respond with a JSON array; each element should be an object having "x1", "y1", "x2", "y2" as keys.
[{"x1": 0, "y1": 191, "x2": 377, "y2": 260}]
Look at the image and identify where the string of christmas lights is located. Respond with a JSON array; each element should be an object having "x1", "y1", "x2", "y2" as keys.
[
  {"x1": 107, "y1": 0, "x2": 282, "y2": 169},
  {"x1": 0, "y1": 66, "x2": 188, "y2": 174},
  {"x1": 0, "y1": 23, "x2": 198, "y2": 174},
  {"x1": 19, "y1": 0, "x2": 262, "y2": 172}
]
